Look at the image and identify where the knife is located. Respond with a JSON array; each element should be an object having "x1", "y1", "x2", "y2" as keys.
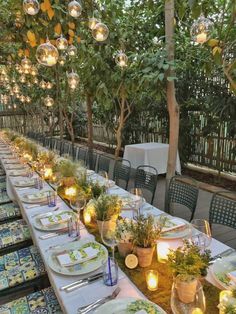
[
  {"x1": 61, "y1": 272, "x2": 103, "y2": 292},
  {"x1": 210, "y1": 248, "x2": 236, "y2": 264}
]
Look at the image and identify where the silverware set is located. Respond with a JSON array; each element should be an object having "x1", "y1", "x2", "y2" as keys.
[
  {"x1": 210, "y1": 248, "x2": 236, "y2": 264},
  {"x1": 77, "y1": 287, "x2": 121, "y2": 314},
  {"x1": 60, "y1": 272, "x2": 103, "y2": 292}
]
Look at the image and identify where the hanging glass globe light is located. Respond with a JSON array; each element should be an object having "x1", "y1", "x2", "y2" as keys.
[
  {"x1": 15, "y1": 64, "x2": 21, "y2": 72},
  {"x1": 12, "y1": 78, "x2": 16, "y2": 83},
  {"x1": 33, "y1": 77, "x2": 39, "y2": 84},
  {"x1": 67, "y1": 71, "x2": 79, "y2": 90},
  {"x1": 10, "y1": 90, "x2": 14, "y2": 96},
  {"x1": 23, "y1": 0, "x2": 40, "y2": 16},
  {"x1": 16, "y1": 93, "x2": 20, "y2": 99},
  {"x1": 27, "y1": 82, "x2": 32, "y2": 87},
  {"x1": 56, "y1": 35, "x2": 68, "y2": 50},
  {"x1": 26, "y1": 96, "x2": 31, "y2": 103},
  {"x1": 88, "y1": 17, "x2": 99, "y2": 30},
  {"x1": 68, "y1": 45, "x2": 77, "y2": 57},
  {"x1": 68, "y1": 1, "x2": 82, "y2": 18},
  {"x1": 20, "y1": 95, "x2": 25, "y2": 102},
  {"x1": 13, "y1": 104, "x2": 17, "y2": 109},
  {"x1": 40, "y1": 80, "x2": 47, "y2": 89},
  {"x1": 115, "y1": 51, "x2": 128, "y2": 68},
  {"x1": 13, "y1": 84, "x2": 20, "y2": 94},
  {"x1": 46, "y1": 82, "x2": 53, "y2": 89},
  {"x1": 58, "y1": 54, "x2": 66, "y2": 66},
  {"x1": 190, "y1": 14, "x2": 213, "y2": 44},
  {"x1": 44, "y1": 95, "x2": 54, "y2": 107},
  {"x1": 4, "y1": 76, "x2": 9, "y2": 82},
  {"x1": 92, "y1": 22, "x2": 109, "y2": 42},
  {"x1": 19, "y1": 75, "x2": 26, "y2": 83},
  {"x1": 31, "y1": 66, "x2": 38, "y2": 76},
  {"x1": 36, "y1": 39, "x2": 59, "y2": 67},
  {"x1": 18, "y1": 67, "x2": 23, "y2": 74},
  {"x1": 21, "y1": 57, "x2": 32, "y2": 71}
]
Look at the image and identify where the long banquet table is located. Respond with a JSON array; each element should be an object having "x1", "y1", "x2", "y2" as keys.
[{"x1": 0, "y1": 137, "x2": 232, "y2": 313}]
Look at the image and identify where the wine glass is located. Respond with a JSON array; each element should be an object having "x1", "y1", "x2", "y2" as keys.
[
  {"x1": 98, "y1": 171, "x2": 109, "y2": 189},
  {"x1": 101, "y1": 220, "x2": 118, "y2": 260},
  {"x1": 191, "y1": 219, "x2": 212, "y2": 250},
  {"x1": 129, "y1": 188, "x2": 143, "y2": 217}
]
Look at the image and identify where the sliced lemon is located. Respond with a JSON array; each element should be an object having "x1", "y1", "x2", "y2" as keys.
[{"x1": 125, "y1": 254, "x2": 138, "y2": 269}]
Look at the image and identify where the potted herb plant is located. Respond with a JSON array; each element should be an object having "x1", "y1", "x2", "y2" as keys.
[
  {"x1": 167, "y1": 241, "x2": 211, "y2": 304},
  {"x1": 132, "y1": 215, "x2": 165, "y2": 267},
  {"x1": 94, "y1": 194, "x2": 121, "y2": 233},
  {"x1": 115, "y1": 218, "x2": 133, "y2": 257}
]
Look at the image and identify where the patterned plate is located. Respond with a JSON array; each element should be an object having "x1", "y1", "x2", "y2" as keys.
[
  {"x1": 20, "y1": 191, "x2": 50, "y2": 204},
  {"x1": 47, "y1": 239, "x2": 108, "y2": 276},
  {"x1": 33, "y1": 210, "x2": 75, "y2": 231}
]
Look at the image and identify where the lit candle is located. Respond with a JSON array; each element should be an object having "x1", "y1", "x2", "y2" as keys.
[
  {"x1": 96, "y1": 32, "x2": 104, "y2": 41},
  {"x1": 84, "y1": 211, "x2": 91, "y2": 224},
  {"x1": 119, "y1": 60, "x2": 126, "y2": 67},
  {"x1": 65, "y1": 187, "x2": 77, "y2": 198},
  {"x1": 146, "y1": 270, "x2": 158, "y2": 291},
  {"x1": 220, "y1": 290, "x2": 233, "y2": 303},
  {"x1": 27, "y1": 7, "x2": 35, "y2": 15},
  {"x1": 44, "y1": 168, "x2": 53, "y2": 180},
  {"x1": 70, "y1": 8, "x2": 78, "y2": 17},
  {"x1": 196, "y1": 32, "x2": 207, "y2": 44},
  {"x1": 191, "y1": 308, "x2": 204, "y2": 314},
  {"x1": 23, "y1": 153, "x2": 33, "y2": 162},
  {"x1": 157, "y1": 242, "x2": 170, "y2": 263}
]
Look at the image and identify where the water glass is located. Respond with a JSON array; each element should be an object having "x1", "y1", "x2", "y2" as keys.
[
  {"x1": 47, "y1": 191, "x2": 57, "y2": 207},
  {"x1": 68, "y1": 216, "x2": 80, "y2": 238},
  {"x1": 34, "y1": 177, "x2": 44, "y2": 190},
  {"x1": 103, "y1": 257, "x2": 118, "y2": 286},
  {"x1": 191, "y1": 219, "x2": 212, "y2": 250}
]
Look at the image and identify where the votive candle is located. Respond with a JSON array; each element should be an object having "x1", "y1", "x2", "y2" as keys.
[
  {"x1": 146, "y1": 270, "x2": 158, "y2": 291},
  {"x1": 157, "y1": 242, "x2": 170, "y2": 263},
  {"x1": 191, "y1": 308, "x2": 204, "y2": 314}
]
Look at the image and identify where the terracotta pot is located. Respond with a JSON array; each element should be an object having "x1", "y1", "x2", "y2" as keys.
[
  {"x1": 97, "y1": 219, "x2": 116, "y2": 234},
  {"x1": 118, "y1": 242, "x2": 133, "y2": 257},
  {"x1": 176, "y1": 276, "x2": 198, "y2": 304},
  {"x1": 136, "y1": 246, "x2": 154, "y2": 267}
]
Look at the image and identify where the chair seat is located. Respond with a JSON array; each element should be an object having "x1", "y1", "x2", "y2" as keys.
[
  {"x1": 0, "y1": 203, "x2": 21, "y2": 223},
  {"x1": 0, "y1": 245, "x2": 46, "y2": 292},
  {"x1": 0, "y1": 286, "x2": 61, "y2": 313},
  {"x1": 0, "y1": 219, "x2": 31, "y2": 252}
]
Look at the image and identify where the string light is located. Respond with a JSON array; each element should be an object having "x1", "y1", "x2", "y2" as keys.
[
  {"x1": 23, "y1": 0, "x2": 40, "y2": 15},
  {"x1": 92, "y1": 22, "x2": 109, "y2": 42},
  {"x1": 68, "y1": 1, "x2": 82, "y2": 18},
  {"x1": 36, "y1": 39, "x2": 59, "y2": 67}
]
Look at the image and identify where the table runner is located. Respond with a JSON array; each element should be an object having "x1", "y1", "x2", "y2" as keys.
[{"x1": 0, "y1": 137, "x2": 230, "y2": 314}]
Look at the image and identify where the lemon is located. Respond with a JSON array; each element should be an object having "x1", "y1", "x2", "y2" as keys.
[{"x1": 125, "y1": 254, "x2": 138, "y2": 269}]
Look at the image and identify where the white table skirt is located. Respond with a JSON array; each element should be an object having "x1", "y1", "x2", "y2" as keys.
[
  {"x1": 123, "y1": 143, "x2": 181, "y2": 174},
  {"x1": 0, "y1": 141, "x2": 231, "y2": 314}
]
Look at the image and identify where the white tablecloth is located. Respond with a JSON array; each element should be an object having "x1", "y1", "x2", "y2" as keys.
[
  {"x1": 123, "y1": 143, "x2": 181, "y2": 174},
  {"x1": 0, "y1": 139, "x2": 232, "y2": 314}
]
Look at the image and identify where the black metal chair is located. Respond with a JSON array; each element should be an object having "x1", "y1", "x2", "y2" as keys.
[
  {"x1": 113, "y1": 159, "x2": 131, "y2": 190},
  {"x1": 134, "y1": 165, "x2": 158, "y2": 205},
  {"x1": 209, "y1": 191, "x2": 236, "y2": 230},
  {"x1": 166, "y1": 175, "x2": 199, "y2": 221},
  {"x1": 86, "y1": 149, "x2": 98, "y2": 171},
  {"x1": 97, "y1": 154, "x2": 111, "y2": 174},
  {"x1": 76, "y1": 146, "x2": 88, "y2": 164}
]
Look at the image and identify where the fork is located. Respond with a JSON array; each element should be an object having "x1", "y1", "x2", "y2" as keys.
[{"x1": 77, "y1": 287, "x2": 121, "y2": 314}]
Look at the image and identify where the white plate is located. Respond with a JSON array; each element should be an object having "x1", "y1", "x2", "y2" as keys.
[
  {"x1": 8, "y1": 170, "x2": 28, "y2": 176},
  {"x1": 33, "y1": 210, "x2": 75, "y2": 231},
  {"x1": 14, "y1": 179, "x2": 35, "y2": 187},
  {"x1": 159, "y1": 217, "x2": 191, "y2": 240},
  {"x1": 94, "y1": 298, "x2": 166, "y2": 314},
  {"x1": 211, "y1": 254, "x2": 236, "y2": 289},
  {"x1": 21, "y1": 191, "x2": 50, "y2": 204},
  {"x1": 47, "y1": 239, "x2": 108, "y2": 276}
]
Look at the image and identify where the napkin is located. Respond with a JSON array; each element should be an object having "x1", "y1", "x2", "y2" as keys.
[
  {"x1": 40, "y1": 213, "x2": 70, "y2": 227},
  {"x1": 135, "y1": 311, "x2": 148, "y2": 314},
  {"x1": 161, "y1": 218, "x2": 186, "y2": 233},
  {"x1": 57, "y1": 247, "x2": 99, "y2": 267}
]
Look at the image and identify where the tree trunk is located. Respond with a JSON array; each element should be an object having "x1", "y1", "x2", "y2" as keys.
[
  {"x1": 86, "y1": 93, "x2": 94, "y2": 168},
  {"x1": 164, "y1": 0, "x2": 180, "y2": 212},
  {"x1": 115, "y1": 89, "x2": 126, "y2": 159}
]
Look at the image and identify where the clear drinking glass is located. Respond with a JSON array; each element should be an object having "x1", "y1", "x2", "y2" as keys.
[
  {"x1": 171, "y1": 278, "x2": 206, "y2": 314},
  {"x1": 102, "y1": 257, "x2": 118, "y2": 286},
  {"x1": 70, "y1": 195, "x2": 86, "y2": 236},
  {"x1": 191, "y1": 219, "x2": 212, "y2": 250},
  {"x1": 101, "y1": 220, "x2": 118, "y2": 260},
  {"x1": 129, "y1": 188, "x2": 143, "y2": 218}
]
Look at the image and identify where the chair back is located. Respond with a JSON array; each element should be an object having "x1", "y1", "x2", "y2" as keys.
[
  {"x1": 209, "y1": 191, "x2": 236, "y2": 229},
  {"x1": 86, "y1": 150, "x2": 97, "y2": 171},
  {"x1": 113, "y1": 159, "x2": 131, "y2": 190},
  {"x1": 76, "y1": 147, "x2": 88, "y2": 163},
  {"x1": 97, "y1": 154, "x2": 111, "y2": 174},
  {"x1": 134, "y1": 165, "x2": 158, "y2": 205},
  {"x1": 167, "y1": 175, "x2": 199, "y2": 221}
]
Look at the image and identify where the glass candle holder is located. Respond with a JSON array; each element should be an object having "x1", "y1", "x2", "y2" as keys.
[
  {"x1": 157, "y1": 242, "x2": 170, "y2": 263},
  {"x1": 146, "y1": 270, "x2": 158, "y2": 291},
  {"x1": 47, "y1": 191, "x2": 57, "y2": 207}
]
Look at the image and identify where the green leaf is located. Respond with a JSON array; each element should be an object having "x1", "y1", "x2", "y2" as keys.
[{"x1": 158, "y1": 73, "x2": 164, "y2": 81}]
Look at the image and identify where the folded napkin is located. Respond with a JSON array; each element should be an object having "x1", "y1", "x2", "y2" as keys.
[
  {"x1": 9, "y1": 170, "x2": 28, "y2": 176},
  {"x1": 15, "y1": 179, "x2": 35, "y2": 186},
  {"x1": 161, "y1": 218, "x2": 186, "y2": 234},
  {"x1": 57, "y1": 247, "x2": 99, "y2": 267},
  {"x1": 40, "y1": 213, "x2": 71, "y2": 227}
]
